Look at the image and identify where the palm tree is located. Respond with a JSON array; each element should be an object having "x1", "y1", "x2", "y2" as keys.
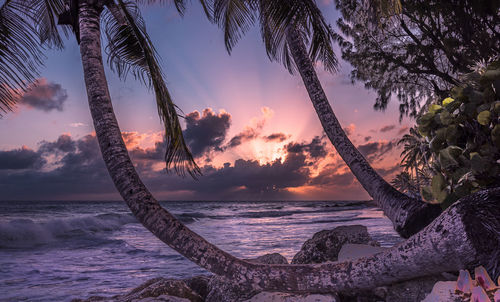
[
  {"x1": 205, "y1": 0, "x2": 441, "y2": 238},
  {"x1": 397, "y1": 126, "x2": 432, "y2": 190},
  {"x1": 3, "y1": 0, "x2": 500, "y2": 294}
]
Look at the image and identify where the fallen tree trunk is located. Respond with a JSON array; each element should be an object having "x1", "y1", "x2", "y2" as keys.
[{"x1": 243, "y1": 187, "x2": 500, "y2": 293}]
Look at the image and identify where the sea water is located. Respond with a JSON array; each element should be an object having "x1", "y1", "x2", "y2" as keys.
[{"x1": 0, "y1": 200, "x2": 401, "y2": 301}]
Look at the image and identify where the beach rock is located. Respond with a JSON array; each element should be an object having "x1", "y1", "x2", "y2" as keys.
[
  {"x1": 120, "y1": 278, "x2": 203, "y2": 302},
  {"x1": 72, "y1": 277, "x2": 204, "y2": 302},
  {"x1": 243, "y1": 292, "x2": 339, "y2": 302},
  {"x1": 135, "y1": 295, "x2": 191, "y2": 302},
  {"x1": 292, "y1": 225, "x2": 378, "y2": 264},
  {"x1": 182, "y1": 275, "x2": 211, "y2": 299},
  {"x1": 246, "y1": 252, "x2": 289, "y2": 264},
  {"x1": 421, "y1": 281, "x2": 463, "y2": 302}
]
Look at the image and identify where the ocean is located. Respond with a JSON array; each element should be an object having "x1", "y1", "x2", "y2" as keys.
[{"x1": 0, "y1": 200, "x2": 402, "y2": 301}]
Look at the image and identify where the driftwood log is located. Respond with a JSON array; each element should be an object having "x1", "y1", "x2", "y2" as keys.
[{"x1": 79, "y1": 2, "x2": 499, "y2": 295}]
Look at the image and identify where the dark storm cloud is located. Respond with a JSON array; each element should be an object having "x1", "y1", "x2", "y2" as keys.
[
  {"x1": 226, "y1": 128, "x2": 259, "y2": 148},
  {"x1": 0, "y1": 132, "x2": 315, "y2": 200},
  {"x1": 0, "y1": 148, "x2": 44, "y2": 170},
  {"x1": 311, "y1": 168, "x2": 355, "y2": 187},
  {"x1": 0, "y1": 134, "x2": 113, "y2": 200},
  {"x1": 18, "y1": 79, "x2": 67, "y2": 112},
  {"x1": 358, "y1": 141, "x2": 394, "y2": 162},
  {"x1": 379, "y1": 125, "x2": 396, "y2": 133},
  {"x1": 144, "y1": 152, "x2": 311, "y2": 200},
  {"x1": 286, "y1": 136, "x2": 327, "y2": 159},
  {"x1": 263, "y1": 133, "x2": 288, "y2": 142},
  {"x1": 130, "y1": 139, "x2": 165, "y2": 161},
  {"x1": 183, "y1": 108, "x2": 231, "y2": 157},
  {"x1": 38, "y1": 134, "x2": 76, "y2": 154}
]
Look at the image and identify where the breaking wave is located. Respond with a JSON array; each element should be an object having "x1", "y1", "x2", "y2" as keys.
[{"x1": 0, "y1": 213, "x2": 137, "y2": 249}]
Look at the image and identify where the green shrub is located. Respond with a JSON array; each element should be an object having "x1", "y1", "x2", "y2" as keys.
[{"x1": 416, "y1": 60, "x2": 500, "y2": 208}]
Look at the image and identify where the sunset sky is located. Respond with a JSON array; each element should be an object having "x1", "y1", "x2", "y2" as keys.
[{"x1": 0, "y1": 1, "x2": 414, "y2": 201}]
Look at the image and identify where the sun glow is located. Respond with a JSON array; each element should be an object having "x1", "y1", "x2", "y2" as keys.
[{"x1": 250, "y1": 140, "x2": 288, "y2": 165}]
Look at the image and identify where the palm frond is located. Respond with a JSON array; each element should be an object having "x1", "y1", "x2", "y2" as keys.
[
  {"x1": 209, "y1": 0, "x2": 256, "y2": 52},
  {"x1": 104, "y1": 0, "x2": 201, "y2": 177},
  {"x1": 135, "y1": 0, "x2": 188, "y2": 15},
  {"x1": 209, "y1": 0, "x2": 338, "y2": 74},
  {"x1": 28, "y1": 0, "x2": 69, "y2": 48},
  {"x1": 0, "y1": 0, "x2": 45, "y2": 116}
]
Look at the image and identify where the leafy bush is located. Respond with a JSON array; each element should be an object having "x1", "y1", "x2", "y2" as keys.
[{"x1": 416, "y1": 60, "x2": 500, "y2": 208}]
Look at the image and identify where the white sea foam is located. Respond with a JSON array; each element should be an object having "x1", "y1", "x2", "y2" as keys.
[{"x1": 0, "y1": 213, "x2": 136, "y2": 248}]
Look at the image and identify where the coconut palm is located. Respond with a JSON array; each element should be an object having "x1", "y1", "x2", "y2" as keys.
[
  {"x1": 3, "y1": 0, "x2": 500, "y2": 294},
  {"x1": 205, "y1": 0, "x2": 441, "y2": 238},
  {"x1": 397, "y1": 126, "x2": 432, "y2": 190}
]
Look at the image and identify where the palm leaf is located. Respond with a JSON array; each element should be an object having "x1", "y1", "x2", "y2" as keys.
[
  {"x1": 28, "y1": 0, "x2": 69, "y2": 48},
  {"x1": 104, "y1": 0, "x2": 201, "y2": 177},
  {"x1": 208, "y1": 0, "x2": 338, "y2": 74},
  {"x1": 0, "y1": 0, "x2": 45, "y2": 116}
]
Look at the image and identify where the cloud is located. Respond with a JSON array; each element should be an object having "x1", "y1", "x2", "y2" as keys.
[
  {"x1": 225, "y1": 107, "x2": 273, "y2": 149},
  {"x1": 311, "y1": 168, "x2": 355, "y2": 187},
  {"x1": 0, "y1": 132, "x2": 314, "y2": 200},
  {"x1": 227, "y1": 128, "x2": 259, "y2": 148},
  {"x1": 183, "y1": 108, "x2": 231, "y2": 157},
  {"x1": 69, "y1": 123, "x2": 86, "y2": 128},
  {"x1": 364, "y1": 136, "x2": 372, "y2": 142},
  {"x1": 263, "y1": 133, "x2": 289, "y2": 142},
  {"x1": 380, "y1": 125, "x2": 396, "y2": 133},
  {"x1": 121, "y1": 131, "x2": 147, "y2": 149},
  {"x1": 357, "y1": 140, "x2": 395, "y2": 162},
  {"x1": 0, "y1": 147, "x2": 45, "y2": 170},
  {"x1": 286, "y1": 136, "x2": 328, "y2": 159},
  {"x1": 38, "y1": 134, "x2": 77, "y2": 154},
  {"x1": 18, "y1": 78, "x2": 67, "y2": 112},
  {"x1": 343, "y1": 123, "x2": 356, "y2": 136},
  {"x1": 0, "y1": 134, "x2": 113, "y2": 199},
  {"x1": 397, "y1": 126, "x2": 410, "y2": 135}
]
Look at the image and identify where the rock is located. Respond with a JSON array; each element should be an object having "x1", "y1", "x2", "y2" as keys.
[
  {"x1": 135, "y1": 295, "x2": 191, "y2": 302},
  {"x1": 243, "y1": 292, "x2": 339, "y2": 302},
  {"x1": 384, "y1": 276, "x2": 451, "y2": 302},
  {"x1": 292, "y1": 225, "x2": 378, "y2": 264},
  {"x1": 182, "y1": 275, "x2": 211, "y2": 299},
  {"x1": 337, "y1": 244, "x2": 388, "y2": 261},
  {"x1": 246, "y1": 253, "x2": 289, "y2": 264},
  {"x1": 120, "y1": 278, "x2": 203, "y2": 302},
  {"x1": 421, "y1": 281, "x2": 463, "y2": 302},
  {"x1": 73, "y1": 278, "x2": 204, "y2": 302}
]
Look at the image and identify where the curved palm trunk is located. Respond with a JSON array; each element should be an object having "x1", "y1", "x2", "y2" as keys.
[
  {"x1": 285, "y1": 27, "x2": 442, "y2": 238},
  {"x1": 78, "y1": 1, "x2": 248, "y2": 280},
  {"x1": 78, "y1": 3, "x2": 499, "y2": 294}
]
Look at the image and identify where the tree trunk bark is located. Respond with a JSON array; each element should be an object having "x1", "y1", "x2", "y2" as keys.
[
  {"x1": 285, "y1": 27, "x2": 442, "y2": 238},
  {"x1": 78, "y1": 2, "x2": 499, "y2": 295}
]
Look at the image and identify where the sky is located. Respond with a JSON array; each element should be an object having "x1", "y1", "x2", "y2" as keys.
[{"x1": 0, "y1": 1, "x2": 414, "y2": 201}]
